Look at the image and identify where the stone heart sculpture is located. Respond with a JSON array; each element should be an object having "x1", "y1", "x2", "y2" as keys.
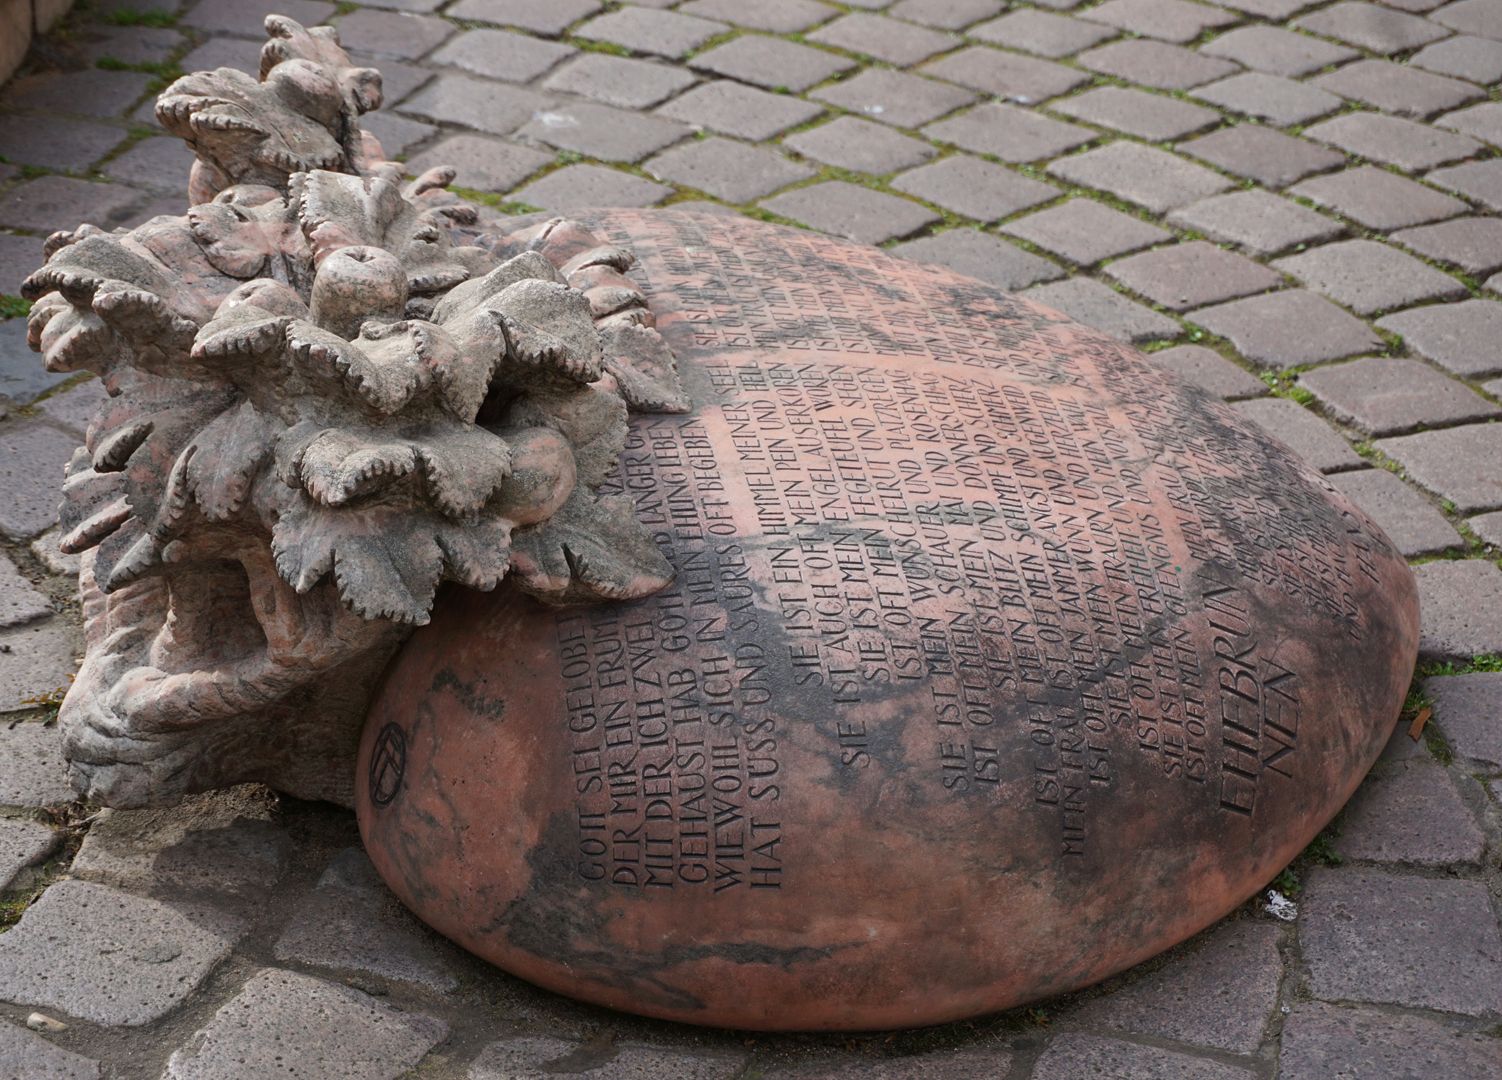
[{"x1": 27, "y1": 15, "x2": 1418, "y2": 1032}]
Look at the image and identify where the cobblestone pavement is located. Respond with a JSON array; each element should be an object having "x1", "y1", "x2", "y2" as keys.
[{"x1": 2, "y1": 0, "x2": 1502, "y2": 1076}]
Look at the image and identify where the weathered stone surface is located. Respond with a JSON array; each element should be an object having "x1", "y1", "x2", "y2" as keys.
[
  {"x1": 1168, "y1": 190, "x2": 1342, "y2": 258},
  {"x1": 404, "y1": 136, "x2": 552, "y2": 194},
  {"x1": 785, "y1": 117, "x2": 937, "y2": 175},
  {"x1": 1427, "y1": 672, "x2": 1502, "y2": 767},
  {"x1": 1274, "y1": 240, "x2": 1468, "y2": 316},
  {"x1": 1194, "y1": 72, "x2": 1343, "y2": 127},
  {"x1": 513, "y1": 164, "x2": 672, "y2": 212},
  {"x1": 1329, "y1": 469, "x2": 1462, "y2": 558},
  {"x1": 1378, "y1": 300, "x2": 1502, "y2": 378},
  {"x1": 0, "y1": 880, "x2": 240, "y2": 1026},
  {"x1": 1290, "y1": 167, "x2": 1467, "y2": 232},
  {"x1": 1047, "y1": 142, "x2": 1231, "y2": 213},
  {"x1": 1180, "y1": 126, "x2": 1344, "y2": 190},
  {"x1": 274, "y1": 847, "x2": 458, "y2": 991},
  {"x1": 0, "y1": 721, "x2": 74, "y2": 806},
  {"x1": 0, "y1": 1020, "x2": 100, "y2": 1080},
  {"x1": 0, "y1": 320, "x2": 71, "y2": 405},
  {"x1": 1279, "y1": 1002, "x2": 1502, "y2": 1080},
  {"x1": 358, "y1": 210, "x2": 1417, "y2": 1031},
  {"x1": 647, "y1": 139, "x2": 812, "y2": 203},
  {"x1": 1413, "y1": 560, "x2": 1502, "y2": 660},
  {"x1": 892, "y1": 156, "x2": 1057, "y2": 223},
  {"x1": 1031, "y1": 1033, "x2": 1253, "y2": 1080},
  {"x1": 1104, "y1": 241, "x2": 1280, "y2": 312},
  {"x1": 1299, "y1": 357, "x2": 1499, "y2": 436},
  {"x1": 657, "y1": 81, "x2": 825, "y2": 142},
  {"x1": 468, "y1": 1036, "x2": 745, "y2": 1079},
  {"x1": 891, "y1": 230, "x2": 1063, "y2": 291},
  {"x1": 1022, "y1": 277, "x2": 1180, "y2": 342},
  {"x1": 1051, "y1": 86, "x2": 1220, "y2": 141},
  {"x1": 812, "y1": 69, "x2": 977, "y2": 130},
  {"x1": 1378, "y1": 424, "x2": 1502, "y2": 513},
  {"x1": 1066, "y1": 918, "x2": 1282, "y2": 1052},
  {"x1": 1230, "y1": 399, "x2": 1363, "y2": 473},
  {"x1": 761, "y1": 182, "x2": 940, "y2": 244},
  {"x1": 0, "y1": 551, "x2": 51, "y2": 627},
  {"x1": 1334, "y1": 760, "x2": 1486, "y2": 866},
  {"x1": 1147, "y1": 346, "x2": 1267, "y2": 401},
  {"x1": 0, "y1": 620, "x2": 79, "y2": 716},
  {"x1": 1001, "y1": 199, "x2": 1170, "y2": 266},
  {"x1": 1301, "y1": 867, "x2": 1502, "y2": 1016},
  {"x1": 926, "y1": 103, "x2": 1094, "y2": 164},
  {"x1": 0, "y1": 817, "x2": 59, "y2": 891},
  {"x1": 1078, "y1": 40, "x2": 1239, "y2": 90},
  {"x1": 164, "y1": 969, "x2": 447, "y2": 1080}
]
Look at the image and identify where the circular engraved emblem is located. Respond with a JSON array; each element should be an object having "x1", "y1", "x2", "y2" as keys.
[{"x1": 369, "y1": 723, "x2": 407, "y2": 808}]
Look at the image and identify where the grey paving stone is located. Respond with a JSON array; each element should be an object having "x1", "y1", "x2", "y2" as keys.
[
  {"x1": 1301, "y1": 866, "x2": 1502, "y2": 1015},
  {"x1": 1, "y1": 320, "x2": 70, "y2": 405},
  {"x1": 0, "y1": 817, "x2": 58, "y2": 891},
  {"x1": 71, "y1": 789, "x2": 289, "y2": 915},
  {"x1": 429, "y1": 28, "x2": 576, "y2": 83},
  {"x1": 274, "y1": 847, "x2": 457, "y2": 992},
  {"x1": 469, "y1": 1035, "x2": 745, "y2": 1079},
  {"x1": 31, "y1": 382, "x2": 101, "y2": 438},
  {"x1": 1294, "y1": 1, "x2": 1450, "y2": 53},
  {"x1": 890, "y1": 0, "x2": 1006, "y2": 29},
  {"x1": 0, "y1": 620, "x2": 77, "y2": 717},
  {"x1": 399, "y1": 76, "x2": 554, "y2": 137},
  {"x1": 1291, "y1": 166, "x2": 1467, "y2": 231},
  {"x1": 1393, "y1": 217, "x2": 1502, "y2": 276},
  {"x1": 1193, "y1": 71, "x2": 1343, "y2": 126},
  {"x1": 517, "y1": 102, "x2": 691, "y2": 163},
  {"x1": 1413, "y1": 33, "x2": 1502, "y2": 84},
  {"x1": 1230, "y1": 398, "x2": 1364, "y2": 471},
  {"x1": 404, "y1": 136, "x2": 552, "y2": 194},
  {"x1": 657, "y1": 80, "x2": 825, "y2": 141},
  {"x1": 1002, "y1": 199, "x2": 1170, "y2": 265},
  {"x1": 177, "y1": 36, "x2": 265, "y2": 77},
  {"x1": 1077, "y1": 39, "x2": 1240, "y2": 90},
  {"x1": 809, "y1": 12, "x2": 956, "y2": 65},
  {"x1": 761, "y1": 182, "x2": 940, "y2": 244},
  {"x1": 1415, "y1": 559, "x2": 1502, "y2": 658},
  {"x1": 542, "y1": 53, "x2": 697, "y2": 109},
  {"x1": 1279, "y1": 1002, "x2": 1502, "y2": 1080},
  {"x1": 1335, "y1": 760, "x2": 1486, "y2": 865},
  {"x1": 647, "y1": 138, "x2": 812, "y2": 202},
  {"x1": 357, "y1": 112, "x2": 435, "y2": 158},
  {"x1": 0, "y1": 177, "x2": 142, "y2": 236},
  {"x1": 0, "y1": 1020, "x2": 99, "y2": 1080},
  {"x1": 30, "y1": 528, "x2": 80, "y2": 578},
  {"x1": 892, "y1": 156, "x2": 1057, "y2": 222},
  {"x1": 1193, "y1": 290, "x2": 1382, "y2": 368},
  {"x1": 1471, "y1": 509, "x2": 1502, "y2": 547},
  {"x1": 1050, "y1": 86, "x2": 1220, "y2": 141},
  {"x1": 1047, "y1": 142, "x2": 1231, "y2": 214},
  {"x1": 334, "y1": 9, "x2": 454, "y2": 60},
  {"x1": 0, "y1": 420, "x2": 80, "y2": 540},
  {"x1": 164, "y1": 969, "x2": 448, "y2": 1080},
  {"x1": 921, "y1": 45, "x2": 1088, "y2": 103},
  {"x1": 1428, "y1": 158, "x2": 1502, "y2": 213},
  {"x1": 1106, "y1": 241, "x2": 1281, "y2": 311},
  {"x1": 0, "y1": 551, "x2": 49, "y2": 628},
  {"x1": 1431, "y1": 0, "x2": 1502, "y2": 38},
  {"x1": 1379, "y1": 301, "x2": 1502, "y2": 378},
  {"x1": 512, "y1": 164, "x2": 672, "y2": 212},
  {"x1": 1081, "y1": 0, "x2": 1237, "y2": 42},
  {"x1": 1313, "y1": 60, "x2": 1485, "y2": 118},
  {"x1": 690, "y1": 36, "x2": 854, "y2": 91},
  {"x1": 1180, "y1": 125, "x2": 1344, "y2": 189},
  {"x1": 1329, "y1": 468, "x2": 1463, "y2": 556},
  {"x1": 925, "y1": 103, "x2": 1094, "y2": 163},
  {"x1": 969, "y1": 9, "x2": 1117, "y2": 57},
  {"x1": 1169, "y1": 190, "x2": 1342, "y2": 257},
  {"x1": 680, "y1": 0, "x2": 836, "y2": 33},
  {"x1": 1149, "y1": 345, "x2": 1268, "y2": 400},
  {"x1": 0, "y1": 235, "x2": 45, "y2": 296},
  {"x1": 1439, "y1": 101, "x2": 1502, "y2": 149},
  {"x1": 1, "y1": 70, "x2": 153, "y2": 120},
  {"x1": 1031, "y1": 1033, "x2": 1253, "y2": 1080},
  {"x1": 0, "y1": 720, "x2": 73, "y2": 805},
  {"x1": 0, "y1": 114, "x2": 126, "y2": 171},
  {"x1": 75, "y1": 23, "x2": 185, "y2": 66},
  {"x1": 0, "y1": 879, "x2": 240, "y2": 1026},
  {"x1": 811, "y1": 69, "x2": 975, "y2": 129},
  {"x1": 1304, "y1": 113, "x2": 1481, "y2": 174},
  {"x1": 1379, "y1": 423, "x2": 1502, "y2": 512},
  {"x1": 1275, "y1": 239, "x2": 1468, "y2": 315},
  {"x1": 349, "y1": 54, "x2": 433, "y2": 106},
  {"x1": 785, "y1": 116, "x2": 936, "y2": 174},
  {"x1": 1066, "y1": 919, "x2": 1281, "y2": 1053},
  {"x1": 98, "y1": 137, "x2": 193, "y2": 194},
  {"x1": 183, "y1": 0, "x2": 335, "y2": 37},
  {"x1": 1301, "y1": 356, "x2": 1499, "y2": 436},
  {"x1": 578, "y1": 7, "x2": 729, "y2": 58},
  {"x1": 1022, "y1": 278, "x2": 1180, "y2": 343},
  {"x1": 891, "y1": 230, "x2": 1063, "y2": 290},
  {"x1": 1428, "y1": 672, "x2": 1502, "y2": 766},
  {"x1": 1200, "y1": 25, "x2": 1357, "y2": 77},
  {"x1": 447, "y1": 0, "x2": 602, "y2": 36}
]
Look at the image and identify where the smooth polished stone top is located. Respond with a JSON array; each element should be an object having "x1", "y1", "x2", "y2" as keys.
[{"x1": 358, "y1": 210, "x2": 1419, "y2": 1031}]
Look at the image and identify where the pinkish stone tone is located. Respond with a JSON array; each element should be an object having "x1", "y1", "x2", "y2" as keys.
[{"x1": 359, "y1": 210, "x2": 1419, "y2": 1032}]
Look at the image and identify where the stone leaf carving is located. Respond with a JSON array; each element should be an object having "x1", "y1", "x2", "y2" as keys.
[{"x1": 23, "y1": 15, "x2": 686, "y2": 808}]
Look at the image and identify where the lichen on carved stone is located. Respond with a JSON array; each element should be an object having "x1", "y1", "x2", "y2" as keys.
[{"x1": 23, "y1": 15, "x2": 686, "y2": 809}]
